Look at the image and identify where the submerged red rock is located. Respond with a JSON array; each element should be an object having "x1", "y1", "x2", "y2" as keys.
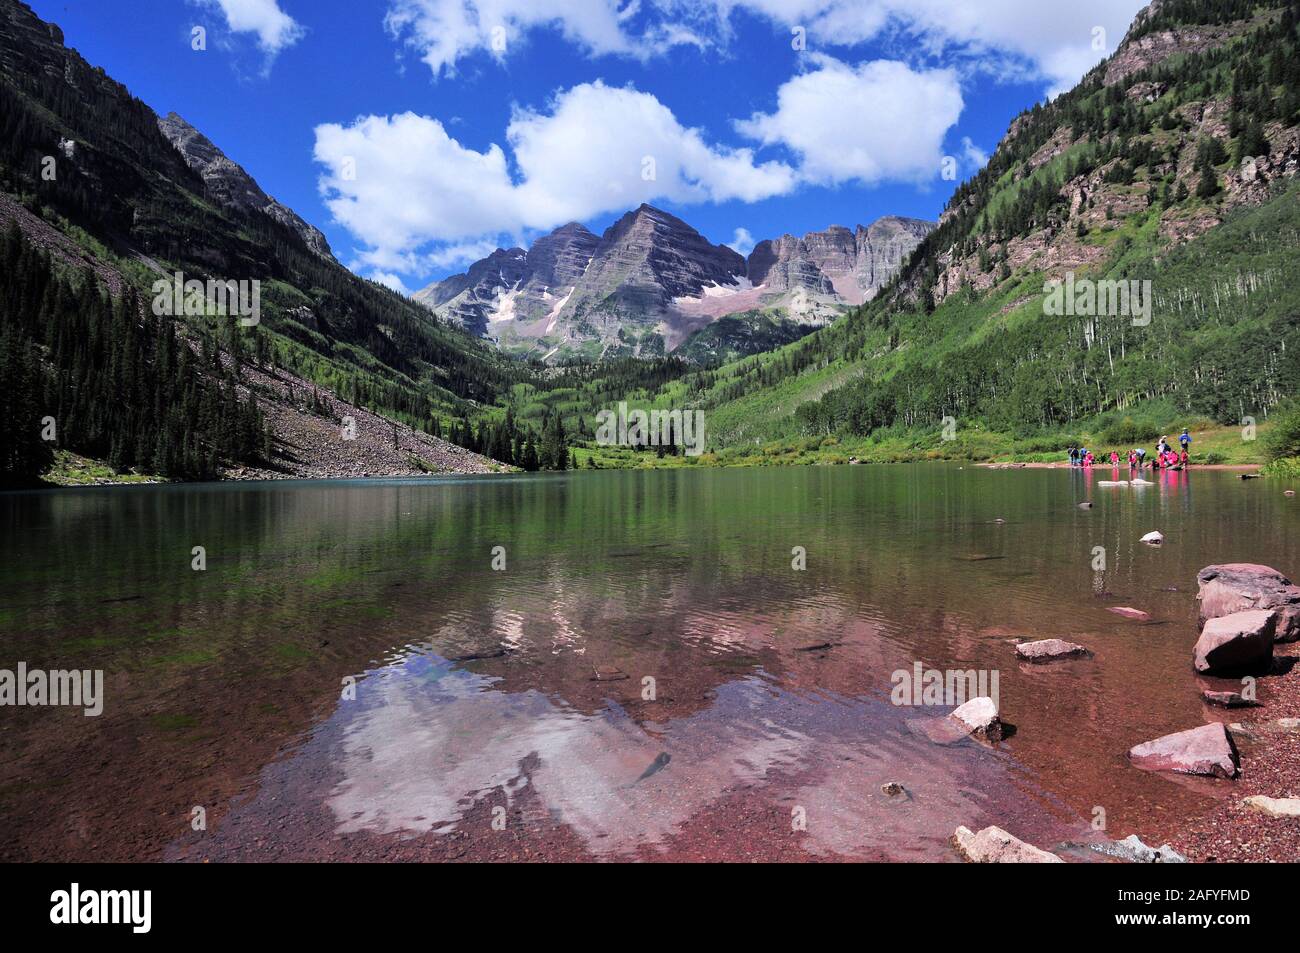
[
  {"x1": 1108, "y1": 606, "x2": 1151, "y2": 621},
  {"x1": 1128, "y1": 723, "x2": 1239, "y2": 778},
  {"x1": 1016, "y1": 638, "x2": 1092, "y2": 662}
]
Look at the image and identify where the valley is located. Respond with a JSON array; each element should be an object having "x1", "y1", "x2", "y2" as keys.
[{"x1": 2, "y1": 0, "x2": 1300, "y2": 881}]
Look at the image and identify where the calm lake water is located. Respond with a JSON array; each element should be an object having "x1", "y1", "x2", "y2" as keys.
[{"x1": 2, "y1": 464, "x2": 1297, "y2": 861}]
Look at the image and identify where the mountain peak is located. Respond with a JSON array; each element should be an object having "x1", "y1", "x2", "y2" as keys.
[{"x1": 414, "y1": 201, "x2": 930, "y2": 360}]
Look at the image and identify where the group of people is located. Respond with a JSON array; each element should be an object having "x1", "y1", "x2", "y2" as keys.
[{"x1": 1068, "y1": 429, "x2": 1192, "y2": 471}]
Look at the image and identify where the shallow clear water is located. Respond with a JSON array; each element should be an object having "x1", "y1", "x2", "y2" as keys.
[{"x1": 1, "y1": 464, "x2": 1296, "y2": 860}]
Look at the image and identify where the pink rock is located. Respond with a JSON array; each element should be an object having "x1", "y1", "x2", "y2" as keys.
[
  {"x1": 1128, "y1": 723, "x2": 1240, "y2": 778},
  {"x1": 1016, "y1": 638, "x2": 1092, "y2": 662},
  {"x1": 952, "y1": 825, "x2": 1062, "y2": 863},
  {"x1": 1197, "y1": 563, "x2": 1300, "y2": 642},
  {"x1": 950, "y1": 696, "x2": 1002, "y2": 741},
  {"x1": 1193, "y1": 609, "x2": 1276, "y2": 674},
  {"x1": 1108, "y1": 606, "x2": 1151, "y2": 621}
]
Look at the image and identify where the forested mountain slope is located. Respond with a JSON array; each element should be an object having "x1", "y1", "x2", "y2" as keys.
[{"x1": 0, "y1": 0, "x2": 521, "y2": 483}]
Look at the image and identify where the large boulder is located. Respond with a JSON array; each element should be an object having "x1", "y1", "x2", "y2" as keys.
[
  {"x1": 1193, "y1": 609, "x2": 1276, "y2": 674},
  {"x1": 1128, "y1": 723, "x2": 1239, "y2": 778},
  {"x1": 953, "y1": 825, "x2": 1062, "y2": 863},
  {"x1": 1197, "y1": 563, "x2": 1300, "y2": 642}
]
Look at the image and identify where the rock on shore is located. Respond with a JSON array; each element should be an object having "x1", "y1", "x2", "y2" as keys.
[
  {"x1": 953, "y1": 825, "x2": 1062, "y2": 863},
  {"x1": 1193, "y1": 609, "x2": 1276, "y2": 674},
  {"x1": 1197, "y1": 563, "x2": 1300, "y2": 642},
  {"x1": 1128, "y1": 723, "x2": 1240, "y2": 778},
  {"x1": 1201, "y1": 690, "x2": 1259, "y2": 708},
  {"x1": 1242, "y1": 796, "x2": 1300, "y2": 818}
]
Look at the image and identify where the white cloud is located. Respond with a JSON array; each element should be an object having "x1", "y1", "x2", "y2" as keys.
[
  {"x1": 726, "y1": 227, "x2": 755, "y2": 256},
  {"x1": 961, "y1": 136, "x2": 989, "y2": 170},
  {"x1": 508, "y1": 81, "x2": 796, "y2": 220},
  {"x1": 707, "y1": 0, "x2": 1149, "y2": 96},
  {"x1": 197, "y1": 0, "x2": 304, "y2": 55},
  {"x1": 369, "y1": 271, "x2": 410, "y2": 294},
  {"x1": 313, "y1": 112, "x2": 519, "y2": 271},
  {"x1": 383, "y1": 0, "x2": 696, "y2": 78},
  {"x1": 735, "y1": 56, "x2": 962, "y2": 187},
  {"x1": 314, "y1": 82, "x2": 796, "y2": 276},
  {"x1": 378, "y1": 0, "x2": 1147, "y2": 95}
]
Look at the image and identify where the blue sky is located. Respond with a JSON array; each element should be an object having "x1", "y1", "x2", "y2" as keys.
[{"x1": 31, "y1": 0, "x2": 1150, "y2": 291}]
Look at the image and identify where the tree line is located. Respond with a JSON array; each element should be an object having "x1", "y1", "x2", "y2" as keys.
[{"x1": 0, "y1": 222, "x2": 268, "y2": 485}]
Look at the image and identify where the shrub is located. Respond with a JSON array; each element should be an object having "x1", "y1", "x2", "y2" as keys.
[
  {"x1": 1101, "y1": 416, "x2": 1160, "y2": 446},
  {"x1": 1264, "y1": 403, "x2": 1300, "y2": 462},
  {"x1": 1262, "y1": 457, "x2": 1300, "y2": 478}
]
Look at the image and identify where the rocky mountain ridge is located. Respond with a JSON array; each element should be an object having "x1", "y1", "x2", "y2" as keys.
[
  {"x1": 415, "y1": 204, "x2": 932, "y2": 362},
  {"x1": 157, "y1": 112, "x2": 333, "y2": 259}
]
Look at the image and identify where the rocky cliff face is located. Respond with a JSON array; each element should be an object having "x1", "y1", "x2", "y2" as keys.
[
  {"x1": 415, "y1": 206, "x2": 931, "y2": 361},
  {"x1": 157, "y1": 112, "x2": 333, "y2": 259},
  {"x1": 747, "y1": 217, "x2": 932, "y2": 305},
  {"x1": 747, "y1": 233, "x2": 836, "y2": 295},
  {"x1": 412, "y1": 223, "x2": 599, "y2": 338},
  {"x1": 579, "y1": 204, "x2": 746, "y2": 302},
  {"x1": 522, "y1": 221, "x2": 601, "y2": 290},
  {"x1": 413, "y1": 247, "x2": 530, "y2": 337}
]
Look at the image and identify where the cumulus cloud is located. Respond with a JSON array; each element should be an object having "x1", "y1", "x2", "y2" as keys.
[
  {"x1": 383, "y1": 0, "x2": 702, "y2": 78},
  {"x1": 507, "y1": 81, "x2": 796, "y2": 219},
  {"x1": 313, "y1": 112, "x2": 519, "y2": 272},
  {"x1": 196, "y1": 0, "x2": 304, "y2": 55},
  {"x1": 726, "y1": 227, "x2": 755, "y2": 256},
  {"x1": 735, "y1": 56, "x2": 962, "y2": 187},
  {"x1": 314, "y1": 82, "x2": 796, "y2": 275}
]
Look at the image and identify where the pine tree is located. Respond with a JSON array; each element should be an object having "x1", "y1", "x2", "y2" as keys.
[
  {"x1": 1196, "y1": 164, "x2": 1220, "y2": 199},
  {"x1": 1238, "y1": 120, "x2": 1269, "y2": 162},
  {"x1": 0, "y1": 327, "x2": 55, "y2": 484}
]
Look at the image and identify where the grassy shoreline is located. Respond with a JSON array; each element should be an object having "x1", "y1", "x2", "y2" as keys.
[
  {"x1": 28, "y1": 425, "x2": 1293, "y2": 485},
  {"x1": 573, "y1": 421, "x2": 1273, "y2": 470}
]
